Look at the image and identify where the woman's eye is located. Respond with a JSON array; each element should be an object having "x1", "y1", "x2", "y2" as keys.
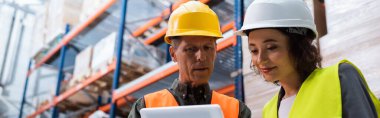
[
  {"x1": 251, "y1": 49, "x2": 258, "y2": 54},
  {"x1": 267, "y1": 45, "x2": 277, "y2": 50}
]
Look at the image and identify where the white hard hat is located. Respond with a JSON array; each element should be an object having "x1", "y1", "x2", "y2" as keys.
[{"x1": 236, "y1": 0, "x2": 318, "y2": 39}]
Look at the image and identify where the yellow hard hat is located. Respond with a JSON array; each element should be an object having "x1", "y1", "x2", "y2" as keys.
[{"x1": 164, "y1": 1, "x2": 223, "y2": 44}]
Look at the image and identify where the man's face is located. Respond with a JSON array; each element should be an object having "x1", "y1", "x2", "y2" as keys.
[{"x1": 169, "y1": 36, "x2": 217, "y2": 85}]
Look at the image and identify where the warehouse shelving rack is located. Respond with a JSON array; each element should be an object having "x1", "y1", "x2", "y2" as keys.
[{"x1": 19, "y1": 0, "x2": 245, "y2": 117}]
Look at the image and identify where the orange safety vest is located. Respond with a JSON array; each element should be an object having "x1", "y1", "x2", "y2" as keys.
[{"x1": 144, "y1": 89, "x2": 240, "y2": 118}]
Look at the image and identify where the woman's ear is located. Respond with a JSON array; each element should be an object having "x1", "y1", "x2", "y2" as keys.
[{"x1": 169, "y1": 46, "x2": 177, "y2": 62}]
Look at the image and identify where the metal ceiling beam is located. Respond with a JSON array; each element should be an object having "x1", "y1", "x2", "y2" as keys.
[{"x1": 2, "y1": 2, "x2": 35, "y2": 15}]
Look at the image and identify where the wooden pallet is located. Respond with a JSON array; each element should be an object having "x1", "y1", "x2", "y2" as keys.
[
  {"x1": 58, "y1": 61, "x2": 151, "y2": 112},
  {"x1": 84, "y1": 61, "x2": 151, "y2": 94}
]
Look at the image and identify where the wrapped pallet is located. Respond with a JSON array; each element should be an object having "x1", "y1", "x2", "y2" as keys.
[
  {"x1": 69, "y1": 46, "x2": 93, "y2": 87},
  {"x1": 87, "y1": 33, "x2": 117, "y2": 93},
  {"x1": 91, "y1": 32, "x2": 165, "y2": 74},
  {"x1": 45, "y1": 0, "x2": 84, "y2": 42},
  {"x1": 31, "y1": 11, "x2": 48, "y2": 59},
  {"x1": 32, "y1": 0, "x2": 84, "y2": 63},
  {"x1": 88, "y1": 32, "x2": 165, "y2": 93},
  {"x1": 122, "y1": 38, "x2": 166, "y2": 71},
  {"x1": 91, "y1": 32, "x2": 117, "y2": 73},
  {"x1": 33, "y1": 34, "x2": 64, "y2": 63}
]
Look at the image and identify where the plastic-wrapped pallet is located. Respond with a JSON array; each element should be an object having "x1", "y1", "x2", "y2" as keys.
[
  {"x1": 45, "y1": 0, "x2": 84, "y2": 42},
  {"x1": 32, "y1": 34, "x2": 64, "y2": 63},
  {"x1": 91, "y1": 32, "x2": 165, "y2": 74},
  {"x1": 325, "y1": 0, "x2": 380, "y2": 33},
  {"x1": 91, "y1": 32, "x2": 117, "y2": 73},
  {"x1": 33, "y1": 0, "x2": 85, "y2": 63},
  {"x1": 88, "y1": 32, "x2": 117, "y2": 94},
  {"x1": 88, "y1": 33, "x2": 165, "y2": 93},
  {"x1": 69, "y1": 46, "x2": 93, "y2": 87},
  {"x1": 122, "y1": 38, "x2": 165, "y2": 71},
  {"x1": 31, "y1": 12, "x2": 48, "y2": 59}
]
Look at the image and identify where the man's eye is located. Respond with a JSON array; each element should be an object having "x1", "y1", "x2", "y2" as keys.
[
  {"x1": 204, "y1": 46, "x2": 213, "y2": 50},
  {"x1": 186, "y1": 47, "x2": 196, "y2": 52}
]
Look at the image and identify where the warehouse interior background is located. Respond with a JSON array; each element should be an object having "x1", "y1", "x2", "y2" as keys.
[{"x1": 0, "y1": 0, "x2": 379, "y2": 117}]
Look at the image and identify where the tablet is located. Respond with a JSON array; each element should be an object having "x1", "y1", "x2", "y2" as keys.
[{"x1": 140, "y1": 104, "x2": 224, "y2": 118}]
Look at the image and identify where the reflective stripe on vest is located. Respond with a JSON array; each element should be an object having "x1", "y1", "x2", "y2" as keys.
[
  {"x1": 144, "y1": 89, "x2": 240, "y2": 118},
  {"x1": 263, "y1": 60, "x2": 380, "y2": 118}
]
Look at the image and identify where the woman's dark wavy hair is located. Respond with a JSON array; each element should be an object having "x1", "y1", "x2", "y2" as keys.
[{"x1": 245, "y1": 27, "x2": 322, "y2": 81}]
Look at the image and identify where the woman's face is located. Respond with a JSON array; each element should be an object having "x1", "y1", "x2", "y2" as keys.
[{"x1": 248, "y1": 29, "x2": 298, "y2": 82}]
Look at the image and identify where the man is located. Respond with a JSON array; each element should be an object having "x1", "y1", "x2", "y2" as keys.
[{"x1": 128, "y1": 1, "x2": 251, "y2": 118}]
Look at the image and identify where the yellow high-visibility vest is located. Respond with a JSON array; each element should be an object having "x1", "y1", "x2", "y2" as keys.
[{"x1": 263, "y1": 60, "x2": 380, "y2": 118}]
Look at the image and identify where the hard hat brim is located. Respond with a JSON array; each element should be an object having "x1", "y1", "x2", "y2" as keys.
[
  {"x1": 165, "y1": 30, "x2": 223, "y2": 44},
  {"x1": 235, "y1": 19, "x2": 318, "y2": 39}
]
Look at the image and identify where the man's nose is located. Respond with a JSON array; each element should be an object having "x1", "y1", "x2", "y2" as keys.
[{"x1": 195, "y1": 49, "x2": 206, "y2": 61}]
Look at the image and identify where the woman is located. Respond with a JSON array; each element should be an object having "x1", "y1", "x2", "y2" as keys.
[{"x1": 236, "y1": 0, "x2": 380, "y2": 117}]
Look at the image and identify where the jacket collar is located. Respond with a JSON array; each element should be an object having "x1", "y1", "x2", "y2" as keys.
[{"x1": 170, "y1": 79, "x2": 211, "y2": 102}]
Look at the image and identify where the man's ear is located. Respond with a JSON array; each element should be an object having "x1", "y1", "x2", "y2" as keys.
[
  {"x1": 213, "y1": 41, "x2": 217, "y2": 61},
  {"x1": 169, "y1": 46, "x2": 177, "y2": 62}
]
